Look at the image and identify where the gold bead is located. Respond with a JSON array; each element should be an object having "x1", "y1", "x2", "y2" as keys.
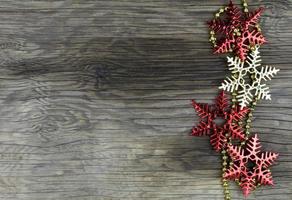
[
  {"x1": 246, "y1": 125, "x2": 250, "y2": 129},
  {"x1": 247, "y1": 119, "x2": 252, "y2": 123},
  {"x1": 220, "y1": 8, "x2": 224, "y2": 13},
  {"x1": 223, "y1": 162, "x2": 227, "y2": 166},
  {"x1": 241, "y1": 141, "x2": 246, "y2": 146},
  {"x1": 210, "y1": 30, "x2": 215, "y2": 34},
  {"x1": 243, "y1": 3, "x2": 248, "y2": 7},
  {"x1": 215, "y1": 13, "x2": 220, "y2": 17},
  {"x1": 244, "y1": 8, "x2": 249, "y2": 13}
]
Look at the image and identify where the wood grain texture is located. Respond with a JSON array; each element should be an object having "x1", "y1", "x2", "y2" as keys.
[{"x1": 0, "y1": 0, "x2": 291, "y2": 199}]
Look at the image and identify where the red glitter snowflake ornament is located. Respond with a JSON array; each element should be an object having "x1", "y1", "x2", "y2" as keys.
[
  {"x1": 191, "y1": 91, "x2": 249, "y2": 152},
  {"x1": 224, "y1": 134, "x2": 279, "y2": 197},
  {"x1": 208, "y1": 1, "x2": 266, "y2": 61}
]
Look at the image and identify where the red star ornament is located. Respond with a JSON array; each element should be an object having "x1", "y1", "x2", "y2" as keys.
[
  {"x1": 191, "y1": 91, "x2": 249, "y2": 152},
  {"x1": 208, "y1": 1, "x2": 266, "y2": 61},
  {"x1": 224, "y1": 134, "x2": 279, "y2": 197}
]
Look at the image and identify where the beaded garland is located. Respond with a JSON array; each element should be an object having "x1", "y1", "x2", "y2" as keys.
[{"x1": 190, "y1": 1, "x2": 279, "y2": 199}]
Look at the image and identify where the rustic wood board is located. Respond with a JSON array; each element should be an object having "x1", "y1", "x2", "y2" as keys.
[{"x1": 0, "y1": 0, "x2": 291, "y2": 199}]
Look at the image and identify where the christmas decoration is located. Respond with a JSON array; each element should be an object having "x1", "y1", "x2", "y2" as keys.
[
  {"x1": 190, "y1": 1, "x2": 280, "y2": 199},
  {"x1": 224, "y1": 134, "x2": 279, "y2": 197},
  {"x1": 208, "y1": 1, "x2": 266, "y2": 61},
  {"x1": 219, "y1": 46, "x2": 280, "y2": 108},
  {"x1": 191, "y1": 91, "x2": 249, "y2": 152}
]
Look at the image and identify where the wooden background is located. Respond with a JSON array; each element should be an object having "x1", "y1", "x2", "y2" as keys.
[{"x1": 0, "y1": 0, "x2": 291, "y2": 199}]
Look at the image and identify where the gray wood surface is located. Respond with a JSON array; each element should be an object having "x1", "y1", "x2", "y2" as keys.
[{"x1": 0, "y1": 0, "x2": 291, "y2": 199}]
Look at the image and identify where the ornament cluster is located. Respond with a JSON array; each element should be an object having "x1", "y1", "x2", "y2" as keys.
[{"x1": 190, "y1": 1, "x2": 279, "y2": 199}]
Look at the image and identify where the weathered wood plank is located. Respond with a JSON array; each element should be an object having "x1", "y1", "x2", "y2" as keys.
[{"x1": 0, "y1": 0, "x2": 291, "y2": 199}]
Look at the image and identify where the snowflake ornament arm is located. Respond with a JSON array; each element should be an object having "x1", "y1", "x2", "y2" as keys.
[
  {"x1": 244, "y1": 7, "x2": 265, "y2": 30},
  {"x1": 219, "y1": 46, "x2": 280, "y2": 108}
]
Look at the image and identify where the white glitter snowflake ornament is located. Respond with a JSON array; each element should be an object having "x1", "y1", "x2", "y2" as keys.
[{"x1": 219, "y1": 46, "x2": 279, "y2": 108}]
